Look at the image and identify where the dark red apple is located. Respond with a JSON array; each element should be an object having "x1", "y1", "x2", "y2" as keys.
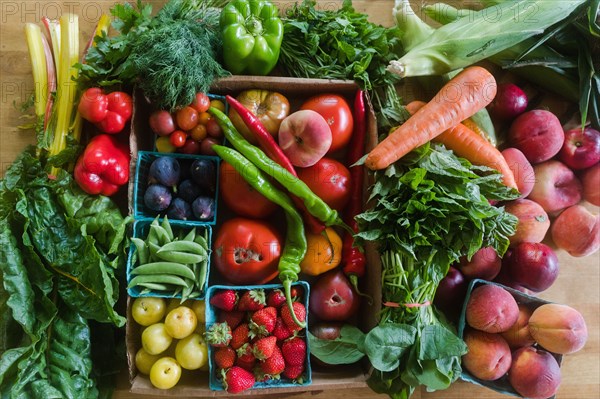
[
  {"x1": 434, "y1": 266, "x2": 468, "y2": 320},
  {"x1": 505, "y1": 242, "x2": 559, "y2": 293},
  {"x1": 558, "y1": 127, "x2": 600, "y2": 170},
  {"x1": 309, "y1": 269, "x2": 360, "y2": 321}
]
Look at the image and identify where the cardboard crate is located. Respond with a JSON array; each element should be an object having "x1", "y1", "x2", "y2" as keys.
[{"x1": 126, "y1": 75, "x2": 382, "y2": 396}]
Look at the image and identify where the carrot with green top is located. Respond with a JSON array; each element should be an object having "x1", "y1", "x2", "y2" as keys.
[
  {"x1": 406, "y1": 100, "x2": 518, "y2": 190},
  {"x1": 365, "y1": 66, "x2": 497, "y2": 170}
]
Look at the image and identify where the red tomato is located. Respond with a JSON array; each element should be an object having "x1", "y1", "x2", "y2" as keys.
[
  {"x1": 179, "y1": 138, "x2": 202, "y2": 154},
  {"x1": 219, "y1": 161, "x2": 278, "y2": 218},
  {"x1": 175, "y1": 106, "x2": 199, "y2": 131},
  {"x1": 169, "y1": 130, "x2": 187, "y2": 148},
  {"x1": 205, "y1": 118, "x2": 223, "y2": 138},
  {"x1": 213, "y1": 217, "x2": 282, "y2": 285},
  {"x1": 191, "y1": 93, "x2": 211, "y2": 113},
  {"x1": 300, "y1": 94, "x2": 353, "y2": 153},
  {"x1": 296, "y1": 157, "x2": 352, "y2": 211}
]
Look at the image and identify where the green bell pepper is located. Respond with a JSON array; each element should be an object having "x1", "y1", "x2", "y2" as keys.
[{"x1": 220, "y1": 0, "x2": 283, "y2": 76}]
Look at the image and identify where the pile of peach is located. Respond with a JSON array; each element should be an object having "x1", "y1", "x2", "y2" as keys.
[
  {"x1": 462, "y1": 283, "x2": 588, "y2": 399},
  {"x1": 493, "y1": 82, "x2": 599, "y2": 258}
]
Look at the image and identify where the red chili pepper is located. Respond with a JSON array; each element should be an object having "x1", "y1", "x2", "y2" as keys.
[
  {"x1": 225, "y1": 95, "x2": 326, "y2": 234},
  {"x1": 78, "y1": 88, "x2": 132, "y2": 134},
  {"x1": 73, "y1": 134, "x2": 130, "y2": 196},
  {"x1": 342, "y1": 90, "x2": 367, "y2": 291}
]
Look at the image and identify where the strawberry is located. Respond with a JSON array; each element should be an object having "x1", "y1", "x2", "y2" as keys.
[
  {"x1": 210, "y1": 289, "x2": 238, "y2": 311},
  {"x1": 266, "y1": 289, "x2": 286, "y2": 308},
  {"x1": 218, "y1": 310, "x2": 245, "y2": 329},
  {"x1": 205, "y1": 322, "x2": 232, "y2": 347},
  {"x1": 260, "y1": 345, "x2": 285, "y2": 377},
  {"x1": 237, "y1": 289, "x2": 266, "y2": 311},
  {"x1": 272, "y1": 317, "x2": 293, "y2": 341},
  {"x1": 249, "y1": 306, "x2": 277, "y2": 337},
  {"x1": 222, "y1": 366, "x2": 255, "y2": 393},
  {"x1": 282, "y1": 363, "x2": 305, "y2": 380},
  {"x1": 281, "y1": 336, "x2": 306, "y2": 366},
  {"x1": 214, "y1": 346, "x2": 236, "y2": 369},
  {"x1": 281, "y1": 302, "x2": 306, "y2": 332},
  {"x1": 252, "y1": 335, "x2": 277, "y2": 360},
  {"x1": 235, "y1": 343, "x2": 256, "y2": 371},
  {"x1": 230, "y1": 323, "x2": 250, "y2": 350}
]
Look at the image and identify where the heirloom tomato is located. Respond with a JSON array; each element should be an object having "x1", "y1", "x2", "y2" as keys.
[
  {"x1": 300, "y1": 94, "x2": 353, "y2": 152},
  {"x1": 213, "y1": 218, "x2": 282, "y2": 285},
  {"x1": 219, "y1": 162, "x2": 278, "y2": 218},
  {"x1": 299, "y1": 227, "x2": 342, "y2": 276},
  {"x1": 296, "y1": 157, "x2": 351, "y2": 211}
]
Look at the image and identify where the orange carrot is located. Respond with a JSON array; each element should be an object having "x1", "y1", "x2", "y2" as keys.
[
  {"x1": 406, "y1": 100, "x2": 518, "y2": 190},
  {"x1": 365, "y1": 66, "x2": 497, "y2": 170}
]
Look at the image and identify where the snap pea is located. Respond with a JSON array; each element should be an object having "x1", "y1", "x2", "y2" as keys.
[
  {"x1": 131, "y1": 237, "x2": 149, "y2": 265},
  {"x1": 128, "y1": 274, "x2": 190, "y2": 289},
  {"x1": 132, "y1": 261, "x2": 196, "y2": 281},
  {"x1": 161, "y1": 216, "x2": 174, "y2": 242},
  {"x1": 155, "y1": 250, "x2": 205, "y2": 264},
  {"x1": 209, "y1": 107, "x2": 349, "y2": 231},
  {"x1": 150, "y1": 224, "x2": 171, "y2": 246},
  {"x1": 136, "y1": 282, "x2": 172, "y2": 291},
  {"x1": 147, "y1": 241, "x2": 161, "y2": 261},
  {"x1": 212, "y1": 144, "x2": 307, "y2": 328},
  {"x1": 182, "y1": 227, "x2": 196, "y2": 242},
  {"x1": 159, "y1": 240, "x2": 208, "y2": 257}
]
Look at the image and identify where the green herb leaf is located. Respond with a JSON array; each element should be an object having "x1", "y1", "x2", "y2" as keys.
[
  {"x1": 307, "y1": 325, "x2": 366, "y2": 365},
  {"x1": 364, "y1": 324, "x2": 417, "y2": 372}
]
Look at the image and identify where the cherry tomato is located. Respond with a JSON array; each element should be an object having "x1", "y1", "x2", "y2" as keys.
[
  {"x1": 155, "y1": 136, "x2": 176, "y2": 153},
  {"x1": 189, "y1": 124, "x2": 207, "y2": 141},
  {"x1": 169, "y1": 130, "x2": 188, "y2": 148},
  {"x1": 179, "y1": 138, "x2": 202, "y2": 154},
  {"x1": 299, "y1": 227, "x2": 342, "y2": 276},
  {"x1": 149, "y1": 110, "x2": 176, "y2": 136},
  {"x1": 210, "y1": 99, "x2": 226, "y2": 112},
  {"x1": 300, "y1": 94, "x2": 353, "y2": 153},
  {"x1": 213, "y1": 217, "x2": 282, "y2": 285},
  {"x1": 175, "y1": 106, "x2": 199, "y2": 131},
  {"x1": 191, "y1": 93, "x2": 211, "y2": 113},
  {"x1": 205, "y1": 118, "x2": 223, "y2": 138},
  {"x1": 296, "y1": 157, "x2": 351, "y2": 211},
  {"x1": 198, "y1": 112, "x2": 212, "y2": 126},
  {"x1": 220, "y1": 161, "x2": 278, "y2": 219},
  {"x1": 200, "y1": 137, "x2": 220, "y2": 156}
]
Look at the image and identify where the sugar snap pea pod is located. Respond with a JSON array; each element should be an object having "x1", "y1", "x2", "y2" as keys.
[
  {"x1": 132, "y1": 261, "x2": 196, "y2": 280},
  {"x1": 128, "y1": 274, "x2": 190, "y2": 289},
  {"x1": 135, "y1": 282, "x2": 172, "y2": 291},
  {"x1": 196, "y1": 260, "x2": 208, "y2": 294},
  {"x1": 150, "y1": 224, "x2": 171, "y2": 246},
  {"x1": 161, "y1": 216, "x2": 174, "y2": 242},
  {"x1": 181, "y1": 278, "x2": 195, "y2": 301},
  {"x1": 131, "y1": 237, "x2": 149, "y2": 265},
  {"x1": 209, "y1": 107, "x2": 349, "y2": 231},
  {"x1": 155, "y1": 250, "x2": 205, "y2": 264},
  {"x1": 213, "y1": 144, "x2": 307, "y2": 328},
  {"x1": 147, "y1": 241, "x2": 161, "y2": 262},
  {"x1": 182, "y1": 227, "x2": 196, "y2": 242},
  {"x1": 193, "y1": 231, "x2": 208, "y2": 249},
  {"x1": 158, "y1": 240, "x2": 208, "y2": 257}
]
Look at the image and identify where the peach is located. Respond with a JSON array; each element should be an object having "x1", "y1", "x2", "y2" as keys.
[
  {"x1": 500, "y1": 304, "x2": 535, "y2": 348},
  {"x1": 462, "y1": 329, "x2": 512, "y2": 381},
  {"x1": 466, "y1": 284, "x2": 519, "y2": 333},
  {"x1": 551, "y1": 204, "x2": 600, "y2": 257},
  {"x1": 278, "y1": 110, "x2": 332, "y2": 167},
  {"x1": 458, "y1": 246, "x2": 502, "y2": 281},
  {"x1": 504, "y1": 199, "x2": 550, "y2": 245},
  {"x1": 508, "y1": 346, "x2": 561, "y2": 399},
  {"x1": 528, "y1": 160, "x2": 582, "y2": 214},
  {"x1": 581, "y1": 163, "x2": 600, "y2": 206},
  {"x1": 501, "y1": 147, "x2": 535, "y2": 198},
  {"x1": 528, "y1": 303, "x2": 588, "y2": 354},
  {"x1": 508, "y1": 109, "x2": 564, "y2": 164}
]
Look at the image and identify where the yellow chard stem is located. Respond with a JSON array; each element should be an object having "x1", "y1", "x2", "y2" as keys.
[{"x1": 24, "y1": 23, "x2": 48, "y2": 120}]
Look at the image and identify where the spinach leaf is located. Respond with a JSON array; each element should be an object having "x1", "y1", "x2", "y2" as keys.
[
  {"x1": 364, "y1": 324, "x2": 416, "y2": 372},
  {"x1": 308, "y1": 325, "x2": 366, "y2": 365}
]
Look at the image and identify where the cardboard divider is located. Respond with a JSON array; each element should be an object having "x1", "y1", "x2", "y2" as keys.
[{"x1": 126, "y1": 75, "x2": 383, "y2": 395}]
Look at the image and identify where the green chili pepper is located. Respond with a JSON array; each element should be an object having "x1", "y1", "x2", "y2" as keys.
[
  {"x1": 212, "y1": 144, "x2": 306, "y2": 328},
  {"x1": 209, "y1": 106, "x2": 350, "y2": 232},
  {"x1": 220, "y1": 0, "x2": 283, "y2": 76}
]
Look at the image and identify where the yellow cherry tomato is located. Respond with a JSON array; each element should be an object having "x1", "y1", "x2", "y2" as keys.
[
  {"x1": 300, "y1": 227, "x2": 342, "y2": 276},
  {"x1": 155, "y1": 136, "x2": 176, "y2": 153},
  {"x1": 210, "y1": 99, "x2": 226, "y2": 112}
]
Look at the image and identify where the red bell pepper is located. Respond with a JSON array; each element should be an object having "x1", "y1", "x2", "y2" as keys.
[
  {"x1": 78, "y1": 88, "x2": 132, "y2": 134},
  {"x1": 74, "y1": 134, "x2": 130, "y2": 196}
]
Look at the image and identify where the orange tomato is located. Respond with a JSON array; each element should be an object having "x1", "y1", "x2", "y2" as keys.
[{"x1": 300, "y1": 228, "x2": 342, "y2": 276}]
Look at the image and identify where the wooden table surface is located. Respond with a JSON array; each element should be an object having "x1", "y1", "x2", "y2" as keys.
[{"x1": 1, "y1": 1, "x2": 598, "y2": 398}]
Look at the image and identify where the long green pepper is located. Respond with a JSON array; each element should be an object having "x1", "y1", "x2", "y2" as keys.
[
  {"x1": 212, "y1": 144, "x2": 307, "y2": 328},
  {"x1": 209, "y1": 107, "x2": 349, "y2": 231}
]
